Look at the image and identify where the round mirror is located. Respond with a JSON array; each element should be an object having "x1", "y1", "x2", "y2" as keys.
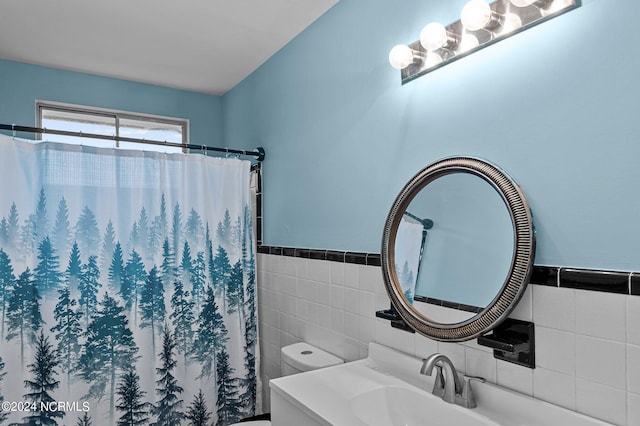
[{"x1": 381, "y1": 157, "x2": 535, "y2": 341}]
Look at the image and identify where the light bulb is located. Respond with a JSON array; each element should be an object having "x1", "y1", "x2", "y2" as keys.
[
  {"x1": 501, "y1": 13, "x2": 523, "y2": 33},
  {"x1": 388, "y1": 44, "x2": 414, "y2": 70},
  {"x1": 425, "y1": 52, "x2": 443, "y2": 68},
  {"x1": 420, "y1": 23, "x2": 448, "y2": 51},
  {"x1": 510, "y1": 0, "x2": 536, "y2": 6},
  {"x1": 458, "y1": 34, "x2": 480, "y2": 52},
  {"x1": 461, "y1": 0, "x2": 492, "y2": 31}
]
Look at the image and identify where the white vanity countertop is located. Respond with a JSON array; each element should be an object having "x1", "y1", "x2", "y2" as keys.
[
  {"x1": 269, "y1": 343, "x2": 613, "y2": 426},
  {"x1": 269, "y1": 343, "x2": 483, "y2": 426},
  {"x1": 270, "y1": 358, "x2": 405, "y2": 426}
]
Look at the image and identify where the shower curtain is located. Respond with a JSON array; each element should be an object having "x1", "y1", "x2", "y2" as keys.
[{"x1": 0, "y1": 135, "x2": 259, "y2": 426}]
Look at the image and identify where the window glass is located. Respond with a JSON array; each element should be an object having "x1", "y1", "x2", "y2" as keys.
[
  {"x1": 41, "y1": 109, "x2": 116, "y2": 148},
  {"x1": 38, "y1": 103, "x2": 187, "y2": 153},
  {"x1": 119, "y1": 117, "x2": 183, "y2": 152}
]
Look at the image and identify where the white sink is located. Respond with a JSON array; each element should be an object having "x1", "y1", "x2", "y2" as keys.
[
  {"x1": 269, "y1": 342, "x2": 613, "y2": 426},
  {"x1": 349, "y1": 385, "x2": 499, "y2": 426}
]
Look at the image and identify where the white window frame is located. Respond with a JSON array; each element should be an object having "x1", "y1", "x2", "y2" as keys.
[{"x1": 36, "y1": 100, "x2": 189, "y2": 152}]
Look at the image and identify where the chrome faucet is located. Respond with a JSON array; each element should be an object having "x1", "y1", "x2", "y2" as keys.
[{"x1": 420, "y1": 353, "x2": 484, "y2": 409}]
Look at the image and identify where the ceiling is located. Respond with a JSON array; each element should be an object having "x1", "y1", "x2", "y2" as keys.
[{"x1": 0, "y1": 0, "x2": 339, "y2": 95}]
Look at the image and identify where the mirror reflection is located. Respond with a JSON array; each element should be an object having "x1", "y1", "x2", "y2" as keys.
[
  {"x1": 394, "y1": 172, "x2": 515, "y2": 323},
  {"x1": 381, "y1": 156, "x2": 535, "y2": 340}
]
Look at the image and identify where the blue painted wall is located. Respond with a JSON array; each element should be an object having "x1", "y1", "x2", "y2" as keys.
[
  {"x1": 1, "y1": 0, "x2": 638, "y2": 272},
  {"x1": 223, "y1": 0, "x2": 640, "y2": 271},
  {"x1": 0, "y1": 59, "x2": 223, "y2": 148}
]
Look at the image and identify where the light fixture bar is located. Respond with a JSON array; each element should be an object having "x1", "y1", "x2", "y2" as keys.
[{"x1": 397, "y1": 0, "x2": 579, "y2": 84}]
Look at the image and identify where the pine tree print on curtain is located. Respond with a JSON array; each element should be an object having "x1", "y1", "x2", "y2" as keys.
[
  {"x1": 0, "y1": 135, "x2": 259, "y2": 425},
  {"x1": 21, "y1": 331, "x2": 65, "y2": 425},
  {"x1": 0, "y1": 356, "x2": 8, "y2": 424}
]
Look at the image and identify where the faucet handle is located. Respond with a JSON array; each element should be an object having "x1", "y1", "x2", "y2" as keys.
[
  {"x1": 432, "y1": 364, "x2": 445, "y2": 398},
  {"x1": 461, "y1": 375, "x2": 485, "y2": 409}
]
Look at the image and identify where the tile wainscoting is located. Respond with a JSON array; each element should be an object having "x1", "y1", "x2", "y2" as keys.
[{"x1": 256, "y1": 250, "x2": 640, "y2": 425}]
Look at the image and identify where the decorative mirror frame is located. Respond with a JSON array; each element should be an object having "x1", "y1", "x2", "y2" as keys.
[{"x1": 381, "y1": 156, "x2": 536, "y2": 341}]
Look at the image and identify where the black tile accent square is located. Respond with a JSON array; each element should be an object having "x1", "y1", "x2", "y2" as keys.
[
  {"x1": 326, "y1": 250, "x2": 345, "y2": 262},
  {"x1": 257, "y1": 245, "x2": 270, "y2": 254},
  {"x1": 530, "y1": 266, "x2": 558, "y2": 287},
  {"x1": 237, "y1": 413, "x2": 271, "y2": 423},
  {"x1": 282, "y1": 247, "x2": 295, "y2": 257},
  {"x1": 256, "y1": 194, "x2": 262, "y2": 216},
  {"x1": 309, "y1": 250, "x2": 327, "y2": 260},
  {"x1": 295, "y1": 248, "x2": 310, "y2": 258},
  {"x1": 345, "y1": 252, "x2": 367, "y2": 265},
  {"x1": 559, "y1": 268, "x2": 629, "y2": 294},
  {"x1": 270, "y1": 247, "x2": 283, "y2": 256},
  {"x1": 367, "y1": 253, "x2": 381, "y2": 267},
  {"x1": 631, "y1": 274, "x2": 640, "y2": 296},
  {"x1": 255, "y1": 219, "x2": 262, "y2": 245}
]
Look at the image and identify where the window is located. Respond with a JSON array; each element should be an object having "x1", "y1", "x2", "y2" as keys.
[{"x1": 36, "y1": 101, "x2": 188, "y2": 153}]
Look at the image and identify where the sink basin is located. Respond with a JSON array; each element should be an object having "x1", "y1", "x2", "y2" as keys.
[
  {"x1": 270, "y1": 342, "x2": 613, "y2": 426},
  {"x1": 349, "y1": 385, "x2": 499, "y2": 426}
]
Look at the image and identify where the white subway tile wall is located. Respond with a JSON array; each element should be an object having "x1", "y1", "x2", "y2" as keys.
[{"x1": 257, "y1": 254, "x2": 637, "y2": 425}]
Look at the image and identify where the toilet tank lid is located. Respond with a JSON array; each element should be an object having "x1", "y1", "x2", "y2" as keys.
[{"x1": 281, "y1": 342, "x2": 343, "y2": 371}]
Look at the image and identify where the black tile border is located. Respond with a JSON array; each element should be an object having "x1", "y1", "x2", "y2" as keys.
[
  {"x1": 256, "y1": 245, "x2": 640, "y2": 296},
  {"x1": 345, "y1": 252, "x2": 367, "y2": 265},
  {"x1": 295, "y1": 248, "x2": 310, "y2": 258},
  {"x1": 257, "y1": 245, "x2": 383, "y2": 267},
  {"x1": 367, "y1": 253, "x2": 381, "y2": 267},
  {"x1": 631, "y1": 274, "x2": 640, "y2": 296},
  {"x1": 309, "y1": 249, "x2": 326, "y2": 261},
  {"x1": 326, "y1": 250, "x2": 345, "y2": 263},
  {"x1": 252, "y1": 163, "x2": 263, "y2": 247},
  {"x1": 282, "y1": 247, "x2": 295, "y2": 257},
  {"x1": 559, "y1": 268, "x2": 629, "y2": 294},
  {"x1": 529, "y1": 266, "x2": 559, "y2": 287}
]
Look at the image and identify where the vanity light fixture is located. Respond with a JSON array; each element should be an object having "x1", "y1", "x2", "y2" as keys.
[{"x1": 389, "y1": 0, "x2": 579, "y2": 84}]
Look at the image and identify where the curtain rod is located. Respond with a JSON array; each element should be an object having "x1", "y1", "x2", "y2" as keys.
[{"x1": 0, "y1": 123, "x2": 265, "y2": 162}]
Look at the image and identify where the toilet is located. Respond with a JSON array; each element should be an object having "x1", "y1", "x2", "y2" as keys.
[
  {"x1": 230, "y1": 342, "x2": 344, "y2": 425},
  {"x1": 280, "y1": 342, "x2": 344, "y2": 376}
]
